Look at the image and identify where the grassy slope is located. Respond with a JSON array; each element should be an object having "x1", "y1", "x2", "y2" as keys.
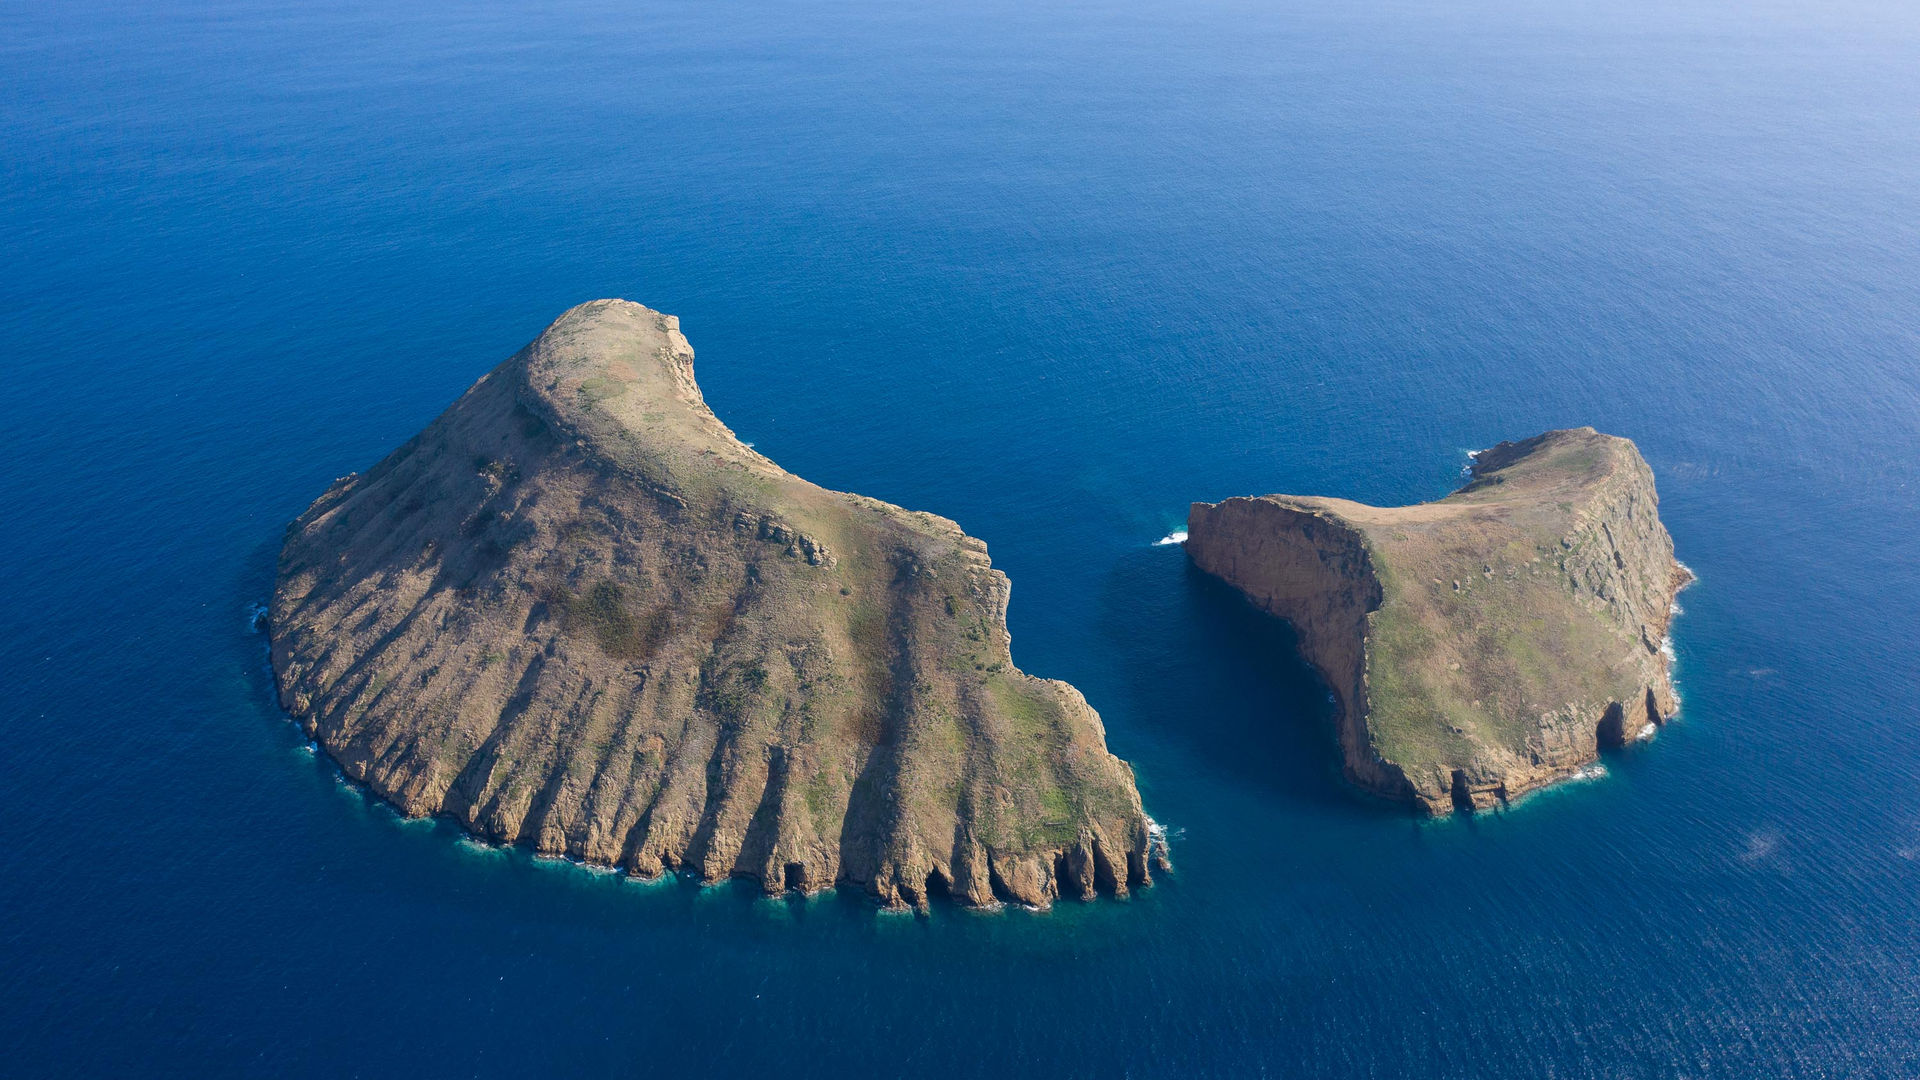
[{"x1": 1308, "y1": 431, "x2": 1668, "y2": 788}]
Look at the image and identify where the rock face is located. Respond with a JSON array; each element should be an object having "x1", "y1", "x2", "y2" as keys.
[
  {"x1": 1186, "y1": 428, "x2": 1688, "y2": 813},
  {"x1": 271, "y1": 299, "x2": 1159, "y2": 909}
]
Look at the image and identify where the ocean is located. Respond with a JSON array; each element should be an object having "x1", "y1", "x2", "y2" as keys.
[{"x1": 3, "y1": 0, "x2": 1918, "y2": 1074}]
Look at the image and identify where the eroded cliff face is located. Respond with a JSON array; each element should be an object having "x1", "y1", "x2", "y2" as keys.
[
  {"x1": 1187, "y1": 428, "x2": 1688, "y2": 814},
  {"x1": 271, "y1": 300, "x2": 1161, "y2": 909}
]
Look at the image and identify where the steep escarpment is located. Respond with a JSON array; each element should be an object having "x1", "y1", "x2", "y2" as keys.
[
  {"x1": 1187, "y1": 428, "x2": 1688, "y2": 813},
  {"x1": 271, "y1": 300, "x2": 1160, "y2": 909}
]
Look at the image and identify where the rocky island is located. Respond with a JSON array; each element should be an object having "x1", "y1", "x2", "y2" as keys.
[
  {"x1": 1186, "y1": 428, "x2": 1688, "y2": 813},
  {"x1": 270, "y1": 300, "x2": 1159, "y2": 909}
]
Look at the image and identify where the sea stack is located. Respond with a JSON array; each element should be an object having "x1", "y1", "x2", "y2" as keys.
[
  {"x1": 1186, "y1": 429, "x2": 1689, "y2": 813},
  {"x1": 270, "y1": 300, "x2": 1159, "y2": 909}
]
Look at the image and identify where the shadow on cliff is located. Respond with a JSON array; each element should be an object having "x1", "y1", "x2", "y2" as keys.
[{"x1": 1097, "y1": 547, "x2": 1396, "y2": 817}]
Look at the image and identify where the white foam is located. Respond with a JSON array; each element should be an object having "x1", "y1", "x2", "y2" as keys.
[
  {"x1": 1738, "y1": 831, "x2": 1781, "y2": 864},
  {"x1": 1637, "y1": 722, "x2": 1657, "y2": 741},
  {"x1": 1154, "y1": 529, "x2": 1188, "y2": 546},
  {"x1": 1147, "y1": 817, "x2": 1186, "y2": 845},
  {"x1": 535, "y1": 852, "x2": 621, "y2": 877}
]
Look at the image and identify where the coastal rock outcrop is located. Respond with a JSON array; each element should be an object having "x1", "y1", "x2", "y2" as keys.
[
  {"x1": 271, "y1": 299, "x2": 1160, "y2": 908},
  {"x1": 1186, "y1": 428, "x2": 1688, "y2": 813}
]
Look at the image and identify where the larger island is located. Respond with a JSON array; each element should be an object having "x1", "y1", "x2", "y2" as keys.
[
  {"x1": 1186, "y1": 428, "x2": 1689, "y2": 813},
  {"x1": 270, "y1": 300, "x2": 1159, "y2": 910}
]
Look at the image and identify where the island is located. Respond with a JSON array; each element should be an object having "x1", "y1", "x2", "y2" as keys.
[
  {"x1": 270, "y1": 299, "x2": 1161, "y2": 909},
  {"x1": 1185, "y1": 428, "x2": 1688, "y2": 813}
]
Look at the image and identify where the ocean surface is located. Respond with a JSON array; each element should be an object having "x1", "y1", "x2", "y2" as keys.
[{"x1": 4, "y1": 0, "x2": 1919, "y2": 1075}]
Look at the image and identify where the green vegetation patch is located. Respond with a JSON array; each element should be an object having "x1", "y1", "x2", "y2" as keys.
[
  {"x1": 577, "y1": 376, "x2": 629, "y2": 402},
  {"x1": 553, "y1": 579, "x2": 670, "y2": 660}
]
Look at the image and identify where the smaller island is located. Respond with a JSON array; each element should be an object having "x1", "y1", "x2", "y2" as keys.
[{"x1": 1185, "y1": 428, "x2": 1689, "y2": 813}]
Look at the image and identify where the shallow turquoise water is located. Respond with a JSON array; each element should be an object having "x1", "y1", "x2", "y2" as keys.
[{"x1": 3, "y1": 0, "x2": 1919, "y2": 1074}]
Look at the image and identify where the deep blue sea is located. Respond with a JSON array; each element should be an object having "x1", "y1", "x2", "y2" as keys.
[{"x1": 5, "y1": 0, "x2": 1919, "y2": 1075}]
